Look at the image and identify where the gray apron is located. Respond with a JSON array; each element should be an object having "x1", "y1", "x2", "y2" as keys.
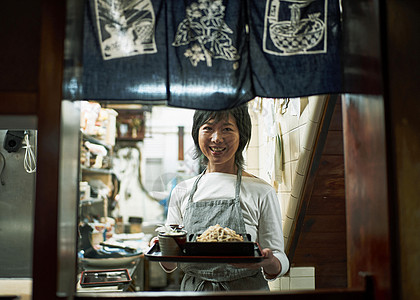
[{"x1": 180, "y1": 168, "x2": 269, "y2": 291}]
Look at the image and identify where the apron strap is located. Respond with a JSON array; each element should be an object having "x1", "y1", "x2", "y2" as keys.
[
  {"x1": 234, "y1": 167, "x2": 242, "y2": 201},
  {"x1": 188, "y1": 168, "x2": 207, "y2": 203}
]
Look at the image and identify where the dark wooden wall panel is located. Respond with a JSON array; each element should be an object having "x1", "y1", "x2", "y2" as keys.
[
  {"x1": 0, "y1": 2, "x2": 42, "y2": 93},
  {"x1": 301, "y1": 215, "x2": 345, "y2": 233},
  {"x1": 0, "y1": 92, "x2": 37, "y2": 115},
  {"x1": 315, "y1": 156, "x2": 345, "y2": 180},
  {"x1": 385, "y1": 0, "x2": 420, "y2": 298},
  {"x1": 322, "y1": 132, "x2": 345, "y2": 155},
  {"x1": 306, "y1": 196, "x2": 345, "y2": 215},
  {"x1": 292, "y1": 100, "x2": 347, "y2": 289},
  {"x1": 312, "y1": 176, "x2": 344, "y2": 198},
  {"x1": 296, "y1": 232, "x2": 345, "y2": 249}
]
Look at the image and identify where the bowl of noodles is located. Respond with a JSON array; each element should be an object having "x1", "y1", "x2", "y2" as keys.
[{"x1": 184, "y1": 224, "x2": 255, "y2": 256}]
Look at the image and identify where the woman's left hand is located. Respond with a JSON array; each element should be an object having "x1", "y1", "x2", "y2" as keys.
[{"x1": 230, "y1": 248, "x2": 281, "y2": 279}]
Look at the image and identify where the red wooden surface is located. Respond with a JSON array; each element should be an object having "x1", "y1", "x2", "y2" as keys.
[{"x1": 342, "y1": 95, "x2": 391, "y2": 299}]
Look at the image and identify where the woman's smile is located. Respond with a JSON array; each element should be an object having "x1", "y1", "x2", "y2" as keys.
[
  {"x1": 198, "y1": 114, "x2": 240, "y2": 173},
  {"x1": 209, "y1": 146, "x2": 226, "y2": 153}
]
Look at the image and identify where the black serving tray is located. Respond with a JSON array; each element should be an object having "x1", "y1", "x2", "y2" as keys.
[
  {"x1": 144, "y1": 241, "x2": 264, "y2": 263},
  {"x1": 80, "y1": 269, "x2": 131, "y2": 288}
]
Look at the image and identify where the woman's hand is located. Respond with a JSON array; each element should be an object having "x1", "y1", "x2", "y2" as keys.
[{"x1": 230, "y1": 248, "x2": 281, "y2": 279}]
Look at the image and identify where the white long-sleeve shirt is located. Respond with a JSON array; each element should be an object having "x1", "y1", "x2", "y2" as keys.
[{"x1": 166, "y1": 172, "x2": 289, "y2": 278}]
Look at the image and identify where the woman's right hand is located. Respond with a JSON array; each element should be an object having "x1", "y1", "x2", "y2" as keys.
[
  {"x1": 149, "y1": 236, "x2": 178, "y2": 272},
  {"x1": 149, "y1": 236, "x2": 159, "y2": 246}
]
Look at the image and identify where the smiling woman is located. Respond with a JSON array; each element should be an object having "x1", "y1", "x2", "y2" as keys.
[{"x1": 160, "y1": 104, "x2": 289, "y2": 291}]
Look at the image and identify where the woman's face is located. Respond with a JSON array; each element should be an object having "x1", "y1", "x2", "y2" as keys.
[{"x1": 198, "y1": 114, "x2": 240, "y2": 173}]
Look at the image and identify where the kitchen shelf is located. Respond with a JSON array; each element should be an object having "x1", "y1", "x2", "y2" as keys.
[
  {"x1": 81, "y1": 166, "x2": 113, "y2": 175},
  {"x1": 81, "y1": 131, "x2": 111, "y2": 150},
  {"x1": 79, "y1": 103, "x2": 117, "y2": 221},
  {"x1": 79, "y1": 197, "x2": 104, "y2": 206}
]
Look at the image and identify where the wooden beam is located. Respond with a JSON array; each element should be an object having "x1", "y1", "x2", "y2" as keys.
[
  {"x1": 32, "y1": 0, "x2": 66, "y2": 299},
  {"x1": 342, "y1": 95, "x2": 391, "y2": 298}
]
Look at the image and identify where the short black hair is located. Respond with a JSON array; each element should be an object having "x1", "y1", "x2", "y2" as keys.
[{"x1": 191, "y1": 104, "x2": 252, "y2": 169}]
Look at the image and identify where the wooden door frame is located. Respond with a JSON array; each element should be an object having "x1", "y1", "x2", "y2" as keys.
[{"x1": 28, "y1": 0, "x2": 416, "y2": 299}]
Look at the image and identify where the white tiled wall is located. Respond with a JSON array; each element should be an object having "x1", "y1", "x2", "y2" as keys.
[
  {"x1": 268, "y1": 267, "x2": 316, "y2": 291},
  {"x1": 246, "y1": 96, "x2": 327, "y2": 241},
  {"x1": 246, "y1": 109, "x2": 260, "y2": 175},
  {"x1": 246, "y1": 96, "x2": 328, "y2": 291}
]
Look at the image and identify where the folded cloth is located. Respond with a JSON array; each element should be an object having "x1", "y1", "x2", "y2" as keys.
[{"x1": 248, "y1": 0, "x2": 342, "y2": 98}]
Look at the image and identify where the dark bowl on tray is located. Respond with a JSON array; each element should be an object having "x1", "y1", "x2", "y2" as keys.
[{"x1": 183, "y1": 234, "x2": 255, "y2": 256}]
